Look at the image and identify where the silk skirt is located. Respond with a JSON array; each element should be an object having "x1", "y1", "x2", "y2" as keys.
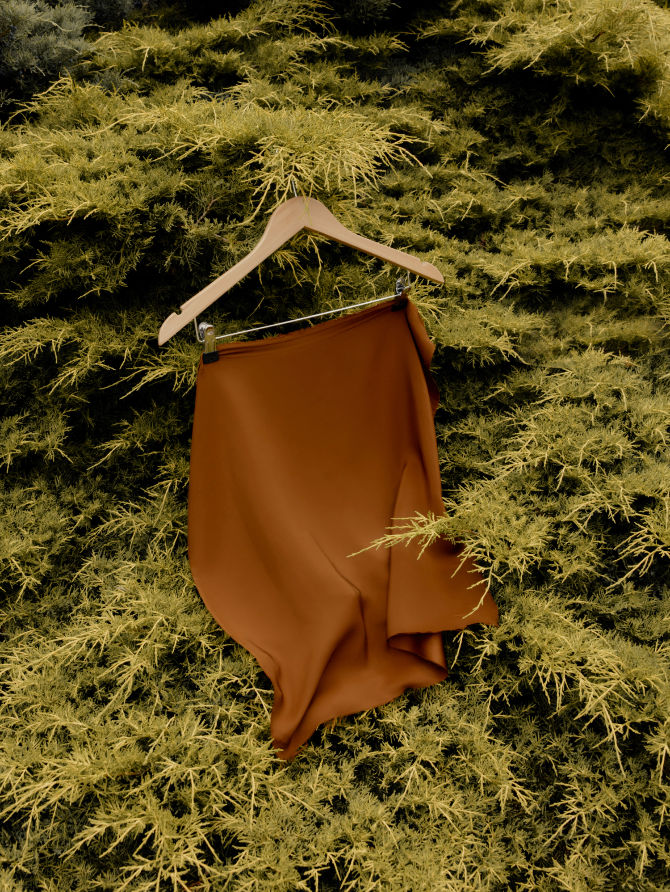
[{"x1": 188, "y1": 298, "x2": 498, "y2": 759}]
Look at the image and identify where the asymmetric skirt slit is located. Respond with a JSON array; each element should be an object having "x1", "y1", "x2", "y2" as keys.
[{"x1": 188, "y1": 298, "x2": 498, "y2": 759}]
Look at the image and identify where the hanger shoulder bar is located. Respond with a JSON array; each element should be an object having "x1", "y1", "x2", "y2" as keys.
[
  {"x1": 157, "y1": 201, "x2": 306, "y2": 346},
  {"x1": 301, "y1": 198, "x2": 444, "y2": 285}
]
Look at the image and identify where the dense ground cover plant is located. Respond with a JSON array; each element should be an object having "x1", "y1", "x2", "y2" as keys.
[{"x1": 1, "y1": 0, "x2": 670, "y2": 889}]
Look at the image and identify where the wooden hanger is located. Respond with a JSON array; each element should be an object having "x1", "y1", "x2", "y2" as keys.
[{"x1": 158, "y1": 196, "x2": 444, "y2": 345}]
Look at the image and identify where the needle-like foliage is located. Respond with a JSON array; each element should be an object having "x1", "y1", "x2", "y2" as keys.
[{"x1": 2, "y1": 0, "x2": 670, "y2": 889}]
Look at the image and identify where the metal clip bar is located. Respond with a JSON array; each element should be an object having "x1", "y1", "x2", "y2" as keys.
[{"x1": 193, "y1": 273, "x2": 413, "y2": 347}]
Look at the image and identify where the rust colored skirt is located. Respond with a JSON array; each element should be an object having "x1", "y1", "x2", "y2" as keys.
[{"x1": 188, "y1": 298, "x2": 498, "y2": 759}]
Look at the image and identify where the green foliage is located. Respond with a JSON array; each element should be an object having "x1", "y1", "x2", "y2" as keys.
[
  {"x1": 2, "y1": 0, "x2": 670, "y2": 888},
  {"x1": 0, "y1": 0, "x2": 92, "y2": 105}
]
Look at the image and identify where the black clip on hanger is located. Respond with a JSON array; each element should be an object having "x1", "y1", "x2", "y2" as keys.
[
  {"x1": 392, "y1": 273, "x2": 410, "y2": 311},
  {"x1": 197, "y1": 321, "x2": 219, "y2": 364}
]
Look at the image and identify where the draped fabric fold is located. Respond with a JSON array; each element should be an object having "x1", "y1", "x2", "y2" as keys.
[{"x1": 188, "y1": 298, "x2": 498, "y2": 759}]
